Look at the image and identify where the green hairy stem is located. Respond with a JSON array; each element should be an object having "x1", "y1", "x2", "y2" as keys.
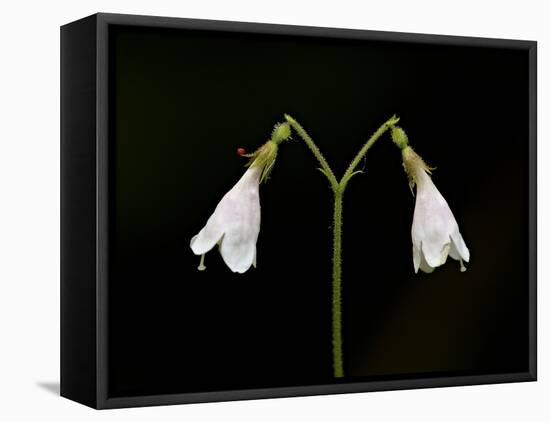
[
  {"x1": 331, "y1": 188, "x2": 344, "y2": 377},
  {"x1": 285, "y1": 114, "x2": 399, "y2": 378}
]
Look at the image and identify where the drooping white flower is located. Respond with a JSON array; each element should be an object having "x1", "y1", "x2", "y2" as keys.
[
  {"x1": 401, "y1": 145, "x2": 470, "y2": 274},
  {"x1": 190, "y1": 165, "x2": 262, "y2": 273},
  {"x1": 190, "y1": 123, "x2": 290, "y2": 273}
]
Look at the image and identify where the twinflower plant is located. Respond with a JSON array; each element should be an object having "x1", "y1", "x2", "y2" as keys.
[{"x1": 191, "y1": 115, "x2": 470, "y2": 379}]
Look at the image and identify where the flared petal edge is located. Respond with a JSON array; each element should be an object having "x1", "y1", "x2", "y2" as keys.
[
  {"x1": 190, "y1": 219, "x2": 224, "y2": 256},
  {"x1": 219, "y1": 236, "x2": 257, "y2": 274},
  {"x1": 450, "y1": 231, "x2": 470, "y2": 263},
  {"x1": 421, "y1": 238, "x2": 451, "y2": 269},
  {"x1": 413, "y1": 242, "x2": 421, "y2": 273}
]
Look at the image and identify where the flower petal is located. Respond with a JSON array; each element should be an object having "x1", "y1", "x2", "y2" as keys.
[
  {"x1": 419, "y1": 247, "x2": 435, "y2": 273},
  {"x1": 449, "y1": 231, "x2": 470, "y2": 262},
  {"x1": 412, "y1": 242, "x2": 421, "y2": 273},
  {"x1": 421, "y1": 239, "x2": 451, "y2": 269},
  {"x1": 217, "y1": 173, "x2": 261, "y2": 273},
  {"x1": 190, "y1": 216, "x2": 224, "y2": 255},
  {"x1": 220, "y1": 238, "x2": 257, "y2": 273},
  {"x1": 411, "y1": 169, "x2": 461, "y2": 269},
  {"x1": 190, "y1": 166, "x2": 262, "y2": 268}
]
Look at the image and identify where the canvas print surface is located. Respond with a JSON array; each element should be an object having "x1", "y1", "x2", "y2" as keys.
[{"x1": 107, "y1": 24, "x2": 530, "y2": 397}]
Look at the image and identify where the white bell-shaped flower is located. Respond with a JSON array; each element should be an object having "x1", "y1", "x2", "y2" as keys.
[
  {"x1": 190, "y1": 123, "x2": 290, "y2": 274},
  {"x1": 190, "y1": 165, "x2": 262, "y2": 273},
  {"x1": 402, "y1": 146, "x2": 470, "y2": 274}
]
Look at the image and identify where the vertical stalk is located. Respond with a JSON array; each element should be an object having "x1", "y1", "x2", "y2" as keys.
[
  {"x1": 284, "y1": 114, "x2": 399, "y2": 380},
  {"x1": 332, "y1": 187, "x2": 344, "y2": 378}
]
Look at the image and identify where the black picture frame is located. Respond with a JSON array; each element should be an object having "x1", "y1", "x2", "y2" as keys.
[{"x1": 60, "y1": 12, "x2": 537, "y2": 409}]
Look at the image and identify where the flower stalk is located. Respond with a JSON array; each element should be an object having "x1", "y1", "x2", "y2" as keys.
[
  {"x1": 284, "y1": 115, "x2": 339, "y2": 191},
  {"x1": 286, "y1": 114, "x2": 399, "y2": 378},
  {"x1": 331, "y1": 187, "x2": 344, "y2": 378}
]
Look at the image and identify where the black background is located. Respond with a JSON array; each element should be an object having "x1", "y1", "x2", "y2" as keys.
[{"x1": 108, "y1": 25, "x2": 530, "y2": 397}]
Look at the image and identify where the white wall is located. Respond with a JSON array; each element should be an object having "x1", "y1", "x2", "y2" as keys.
[{"x1": 0, "y1": 0, "x2": 547, "y2": 421}]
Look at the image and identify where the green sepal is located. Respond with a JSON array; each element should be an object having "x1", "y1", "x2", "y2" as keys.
[{"x1": 247, "y1": 141, "x2": 279, "y2": 183}]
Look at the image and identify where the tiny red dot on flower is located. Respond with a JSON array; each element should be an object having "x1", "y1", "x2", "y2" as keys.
[{"x1": 237, "y1": 148, "x2": 247, "y2": 157}]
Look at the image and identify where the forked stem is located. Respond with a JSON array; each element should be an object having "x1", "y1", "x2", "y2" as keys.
[
  {"x1": 285, "y1": 114, "x2": 398, "y2": 378},
  {"x1": 284, "y1": 114, "x2": 339, "y2": 191},
  {"x1": 341, "y1": 115, "x2": 400, "y2": 188}
]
